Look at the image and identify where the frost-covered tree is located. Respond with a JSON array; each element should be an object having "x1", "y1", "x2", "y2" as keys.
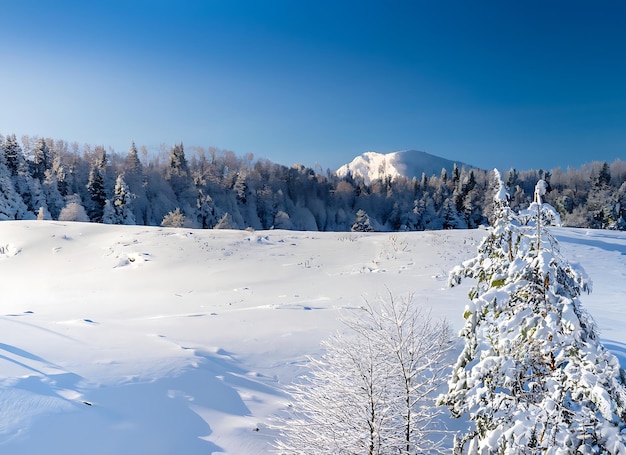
[
  {"x1": 86, "y1": 149, "x2": 107, "y2": 222},
  {"x1": 214, "y1": 212, "x2": 237, "y2": 229},
  {"x1": 3, "y1": 134, "x2": 22, "y2": 176},
  {"x1": 58, "y1": 194, "x2": 90, "y2": 222},
  {"x1": 31, "y1": 138, "x2": 51, "y2": 182},
  {"x1": 160, "y1": 207, "x2": 186, "y2": 228},
  {"x1": 41, "y1": 169, "x2": 66, "y2": 220},
  {"x1": 124, "y1": 142, "x2": 149, "y2": 225},
  {"x1": 103, "y1": 174, "x2": 136, "y2": 225},
  {"x1": 2, "y1": 134, "x2": 42, "y2": 218},
  {"x1": 440, "y1": 173, "x2": 626, "y2": 454},
  {"x1": 352, "y1": 208, "x2": 375, "y2": 232},
  {"x1": 195, "y1": 189, "x2": 217, "y2": 229},
  {"x1": 165, "y1": 142, "x2": 196, "y2": 215},
  {"x1": 51, "y1": 154, "x2": 72, "y2": 198},
  {"x1": 0, "y1": 156, "x2": 29, "y2": 220},
  {"x1": 442, "y1": 198, "x2": 467, "y2": 229},
  {"x1": 273, "y1": 210, "x2": 292, "y2": 230},
  {"x1": 586, "y1": 161, "x2": 619, "y2": 229},
  {"x1": 275, "y1": 292, "x2": 451, "y2": 454}
]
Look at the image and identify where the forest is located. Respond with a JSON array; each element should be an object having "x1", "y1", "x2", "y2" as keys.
[{"x1": 0, "y1": 133, "x2": 624, "y2": 231}]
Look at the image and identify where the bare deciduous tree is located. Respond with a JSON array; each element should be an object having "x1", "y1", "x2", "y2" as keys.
[{"x1": 275, "y1": 291, "x2": 452, "y2": 454}]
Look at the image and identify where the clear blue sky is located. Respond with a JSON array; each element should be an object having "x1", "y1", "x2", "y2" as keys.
[{"x1": 1, "y1": 0, "x2": 624, "y2": 172}]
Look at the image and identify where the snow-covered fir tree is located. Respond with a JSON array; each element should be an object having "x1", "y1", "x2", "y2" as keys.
[
  {"x1": 31, "y1": 138, "x2": 51, "y2": 182},
  {"x1": 123, "y1": 141, "x2": 149, "y2": 225},
  {"x1": 352, "y1": 208, "x2": 375, "y2": 232},
  {"x1": 2, "y1": 134, "x2": 43, "y2": 219},
  {"x1": 0, "y1": 156, "x2": 29, "y2": 220},
  {"x1": 86, "y1": 149, "x2": 108, "y2": 222},
  {"x1": 165, "y1": 142, "x2": 196, "y2": 217},
  {"x1": 103, "y1": 174, "x2": 136, "y2": 225},
  {"x1": 41, "y1": 168, "x2": 66, "y2": 220},
  {"x1": 195, "y1": 189, "x2": 218, "y2": 229},
  {"x1": 2, "y1": 134, "x2": 22, "y2": 176},
  {"x1": 440, "y1": 171, "x2": 626, "y2": 454}
]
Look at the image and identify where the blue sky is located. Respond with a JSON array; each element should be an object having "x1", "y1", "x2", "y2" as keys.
[{"x1": 1, "y1": 1, "x2": 624, "y2": 172}]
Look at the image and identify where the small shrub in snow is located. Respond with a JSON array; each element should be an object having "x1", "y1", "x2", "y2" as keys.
[
  {"x1": 161, "y1": 208, "x2": 186, "y2": 228},
  {"x1": 58, "y1": 194, "x2": 90, "y2": 222},
  {"x1": 273, "y1": 210, "x2": 292, "y2": 230},
  {"x1": 214, "y1": 212, "x2": 237, "y2": 230}
]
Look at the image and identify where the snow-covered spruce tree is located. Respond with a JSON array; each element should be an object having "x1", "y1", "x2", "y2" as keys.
[
  {"x1": 124, "y1": 141, "x2": 149, "y2": 225},
  {"x1": 86, "y1": 150, "x2": 107, "y2": 222},
  {"x1": 2, "y1": 134, "x2": 22, "y2": 176},
  {"x1": 103, "y1": 174, "x2": 136, "y2": 225},
  {"x1": 196, "y1": 189, "x2": 218, "y2": 229},
  {"x1": 275, "y1": 292, "x2": 451, "y2": 455},
  {"x1": 0, "y1": 156, "x2": 29, "y2": 220},
  {"x1": 165, "y1": 142, "x2": 196, "y2": 215},
  {"x1": 352, "y1": 208, "x2": 375, "y2": 232},
  {"x1": 440, "y1": 172, "x2": 626, "y2": 454},
  {"x1": 42, "y1": 168, "x2": 67, "y2": 220},
  {"x1": 31, "y1": 137, "x2": 52, "y2": 182}
]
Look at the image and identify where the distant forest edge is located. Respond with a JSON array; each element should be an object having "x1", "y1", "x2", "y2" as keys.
[{"x1": 0, "y1": 133, "x2": 624, "y2": 231}]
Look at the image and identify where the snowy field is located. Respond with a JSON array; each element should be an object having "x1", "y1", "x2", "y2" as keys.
[{"x1": 0, "y1": 221, "x2": 625, "y2": 454}]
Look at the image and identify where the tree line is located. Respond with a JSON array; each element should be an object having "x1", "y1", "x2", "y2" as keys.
[{"x1": 0, "y1": 133, "x2": 624, "y2": 231}]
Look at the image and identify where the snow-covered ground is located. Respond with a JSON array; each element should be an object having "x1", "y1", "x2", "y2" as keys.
[{"x1": 0, "y1": 221, "x2": 624, "y2": 454}]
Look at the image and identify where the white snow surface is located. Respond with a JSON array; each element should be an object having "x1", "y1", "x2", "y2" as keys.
[
  {"x1": 0, "y1": 221, "x2": 624, "y2": 454},
  {"x1": 335, "y1": 150, "x2": 468, "y2": 185}
]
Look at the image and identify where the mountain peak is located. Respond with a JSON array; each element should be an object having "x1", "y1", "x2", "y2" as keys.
[{"x1": 335, "y1": 150, "x2": 469, "y2": 185}]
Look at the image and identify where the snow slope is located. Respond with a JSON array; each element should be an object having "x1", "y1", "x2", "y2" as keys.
[
  {"x1": 335, "y1": 150, "x2": 469, "y2": 185},
  {"x1": 0, "y1": 221, "x2": 624, "y2": 454}
]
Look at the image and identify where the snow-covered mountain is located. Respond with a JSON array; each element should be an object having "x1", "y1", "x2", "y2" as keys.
[{"x1": 335, "y1": 150, "x2": 470, "y2": 185}]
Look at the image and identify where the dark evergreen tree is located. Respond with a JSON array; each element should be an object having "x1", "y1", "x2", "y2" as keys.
[
  {"x1": 165, "y1": 142, "x2": 196, "y2": 218},
  {"x1": 351, "y1": 208, "x2": 375, "y2": 232},
  {"x1": 86, "y1": 150, "x2": 107, "y2": 222},
  {"x1": 196, "y1": 189, "x2": 217, "y2": 229},
  {"x1": 3, "y1": 134, "x2": 21, "y2": 176},
  {"x1": 124, "y1": 142, "x2": 149, "y2": 224},
  {"x1": 31, "y1": 138, "x2": 51, "y2": 181}
]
